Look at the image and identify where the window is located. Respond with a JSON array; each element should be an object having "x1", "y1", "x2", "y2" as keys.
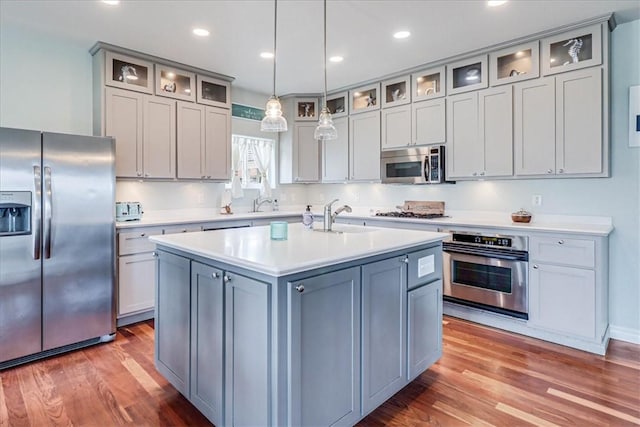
[{"x1": 229, "y1": 135, "x2": 276, "y2": 197}]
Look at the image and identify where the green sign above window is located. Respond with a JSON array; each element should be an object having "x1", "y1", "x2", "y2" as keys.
[{"x1": 232, "y1": 103, "x2": 264, "y2": 121}]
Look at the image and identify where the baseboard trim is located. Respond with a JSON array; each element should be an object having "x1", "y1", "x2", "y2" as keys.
[{"x1": 610, "y1": 325, "x2": 640, "y2": 344}]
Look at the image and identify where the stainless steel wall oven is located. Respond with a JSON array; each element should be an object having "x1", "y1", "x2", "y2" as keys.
[{"x1": 442, "y1": 230, "x2": 529, "y2": 319}]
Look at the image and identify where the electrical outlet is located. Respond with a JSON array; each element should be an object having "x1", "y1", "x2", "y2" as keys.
[
  {"x1": 197, "y1": 192, "x2": 205, "y2": 205},
  {"x1": 532, "y1": 194, "x2": 542, "y2": 206}
]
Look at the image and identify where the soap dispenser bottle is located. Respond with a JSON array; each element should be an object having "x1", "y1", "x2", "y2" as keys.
[{"x1": 302, "y1": 205, "x2": 314, "y2": 229}]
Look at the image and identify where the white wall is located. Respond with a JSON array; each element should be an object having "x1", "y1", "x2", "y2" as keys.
[
  {"x1": 304, "y1": 20, "x2": 640, "y2": 337},
  {"x1": 1, "y1": 19, "x2": 638, "y2": 338}
]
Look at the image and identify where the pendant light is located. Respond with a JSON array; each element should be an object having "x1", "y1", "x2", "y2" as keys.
[
  {"x1": 261, "y1": 0, "x2": 288, "y2": 132},
  {"x1": 314, "y1": 0, "x2": 338, "y2": 141}
]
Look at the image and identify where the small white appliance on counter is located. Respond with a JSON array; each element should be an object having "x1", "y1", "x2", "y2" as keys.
[{"x1": 116, "y1": 202, "x2": 143, "y2": 221}]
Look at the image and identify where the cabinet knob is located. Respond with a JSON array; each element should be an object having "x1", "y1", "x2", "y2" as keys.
[
  {"x1": 558, "y1": 240, "x2": 564, "y2": 245},
  {"x1": 212, "y1": 272, "x2": 220, "y2": 279},
  {"x1": 472, "y1": 172, "x2": 478, "y2": 177},
  {"x1": 223, "y1": 275, "x2": 231, "y2": 283},
  {"x1": 201, "y1": 175, "x2": 206, "y2": 179},
  {"x1": 144, "y1": 173, "x2": 149, "y2": 177},
  {"x1": 152, "y1": 251, "x2": 157, "y2": 257},
  {"x1": 480, "y1": 171, "x2": 485, "y2": 176},
  {"x1": 547, "y1": 169, "x2": 553, "y2": 174},
  {"x1": 137, "y1": 172, "x2": 142, "y2": 177},
  {"x1": 558, "y1": 168, "x2": 564, "y2": 174},
  {"x1": 295, "y1": 284, "x2": 305, "y2": 293},
  {"x1": 140, "y1": 233, "x2": 146, "y2": 237},
  {"x1": 533, "y1": 264, "x2": 539, "y2": 269},
  {"x1": 400, "y1": 256, "x2": 409, "y2": 264},
  {"x1": 181, "y1": 229, "x2": 187, "y2": 233}
]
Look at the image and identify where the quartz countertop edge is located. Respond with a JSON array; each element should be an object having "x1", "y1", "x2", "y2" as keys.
[{"x1": 149, "y1": 224, "x2": 448, "y2": 277}]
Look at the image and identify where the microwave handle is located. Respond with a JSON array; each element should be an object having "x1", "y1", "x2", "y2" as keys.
[{"x1": 423, "y1": 156, "x2": 430, "y2": 182}]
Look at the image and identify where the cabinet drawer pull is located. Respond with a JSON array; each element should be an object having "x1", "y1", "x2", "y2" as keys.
[
  {"x1": 295, "y1": 284, "x2": 305, "y2": 293},
  {"x1": 533, "y1": 264, "x2": 539, "y2": 269},
  {"x1": 558, "y1": 240, "x2": 564, "y2": 245},
  {"x1": 223, "y1": 275, "x2": 231, "y2": 283},
  {"x1": 212, "y1": 272, "x2": 220, "y2": 279}
]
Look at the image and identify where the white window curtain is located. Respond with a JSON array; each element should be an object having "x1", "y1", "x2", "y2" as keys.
[{"x1": 230, "y1": 135, "x2": 275, "y2": 198}]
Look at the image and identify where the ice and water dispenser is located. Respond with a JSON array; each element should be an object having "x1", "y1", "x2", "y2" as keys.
[{"x1": 0, "y1": 191, "x2": 32, "y2": 236}]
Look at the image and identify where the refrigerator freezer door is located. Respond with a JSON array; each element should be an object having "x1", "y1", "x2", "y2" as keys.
[
  {"x1": 0, "y1": 128, "x2": 43, "y2": 363},
  {"x1": 41, "y1": 132, "x2": 116, "y2": 351}
]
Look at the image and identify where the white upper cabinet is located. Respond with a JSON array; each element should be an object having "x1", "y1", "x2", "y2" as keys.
[
  {"x1": 143, "y1": 95, "x2": 176, "y2": 178},
  {"x1": 350, "y1": 110, "x2": 381, "y2": 181},
  {"x1": 155, "y1": 65, "x2": 196, "y2": 102},
  {"x1": 541, "y1": 24, "x2": 602, "y2": 76},
  {"x1": 105, "y1": 51, "x2": 154, "y2": 94},
  {"x1": 381, "y1": 105, "x2": 412, "y2": 150},
  {"x1": 322, "y1": 117, "x2": 349, "y2": 182},
  {"x1": 447, "y1": 55, "x2": 488, "y2": 95},
  {"x1": 326, "y1": 92, "x2": 348, "y2": 118},
  {"x1": 381, "y1": 75, "x2": 411, "y2": 108},
  {"x1": 490, "y1": 41, "x2": 540, "y2": 86},
  {"x1": 196, "y1": 76, "x2": 231, "y2": 109},
  {"x1": 204, "y1": 106, "x2": 231, "y2": 180},
  {"x1": 447, "y1": 86, "x2": 513, "y2": 179},
  {"x1": 177, "y1": 102, "x2": 205, "y2": 179},
  {"x1": 412, "y1": 66, "x2": 446, "y2": 102},
  {"x1": 412, "y1": 98, "x2": 446, "y2": 147},
  {"x1": 515, "y1": 68, "x2": 603, "y2": 177}
]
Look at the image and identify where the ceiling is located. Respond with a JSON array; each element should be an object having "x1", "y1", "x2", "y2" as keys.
[{"x1": 1, "y1": 1, "x2": 639, "y2": 96}]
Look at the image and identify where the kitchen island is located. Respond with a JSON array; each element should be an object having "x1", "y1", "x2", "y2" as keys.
[{"x1": 150, "y1": 223, "x2": 447, "y2": 427}]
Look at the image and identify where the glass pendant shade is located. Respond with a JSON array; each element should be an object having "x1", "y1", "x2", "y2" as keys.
[
  {"x1": 261, "y1": 95, "x2": 288, "y2": 132},
  {"x1": 314, "y1": 107, "x2": 337, "y2": 140}
]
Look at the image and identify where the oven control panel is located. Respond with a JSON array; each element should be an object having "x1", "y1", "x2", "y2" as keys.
[{"x1": 452, "y1": 234, "x2": 512, "y2": 247}]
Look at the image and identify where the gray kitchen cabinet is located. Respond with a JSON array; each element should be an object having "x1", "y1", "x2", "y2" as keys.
[
  {"x1": 446, "y1": 86, "x2": 513, "y2": 179},
  {"x1": 105, "y1": 87, "x2": 175, "y2": 179},
  {"x1": 407, "y1": 279, "x2": 442, "y2": 380},
  {"x1": 155, "y1": 250, "x2": 191, "y2": 397},
  {"x1": 288, "y1": 267, "x2": 361, "y2": 427},
  {"x1": 350, "y1": 110, "x2": 381, "y2": 181},
  {"x1": 322, "y1": 116, "x2": 349, "y2": 182},
  {"x1": 190, "y1": 262, "x2": 224, "y2": 426},
  {"x1": 177, "y1": 102, "x2": 231, "y2": 180},
  {"x1": 361, "y1": 257, "x2": 407, "y2": 415},
  {"x1": 225, "y1": 272, "x2": 270, "y2": 427},
  {"x1": 515, "y1": 68, "x2": 604, "y2": 177},
  {"x1": 412, "y1": 98, "x2": 446, "y2": 147},
  {"x1": 381, "y1": 104, "x2": 412, "y2": 150}
]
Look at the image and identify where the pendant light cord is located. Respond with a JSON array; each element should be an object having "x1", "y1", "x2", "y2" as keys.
[
  {"x1": 323, "y1": 0, "x2": 328, "y2": 108},
  {"x1": 273, "y1": 0, "x2": 278, "y2": 97}
]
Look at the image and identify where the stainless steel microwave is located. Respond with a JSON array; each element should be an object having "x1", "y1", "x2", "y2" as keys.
[{"x1": 380, "y1": 146, "x2": 452, "y2": 184}]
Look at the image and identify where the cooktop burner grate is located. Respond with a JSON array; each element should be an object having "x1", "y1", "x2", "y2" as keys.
[{"x1": 375, "y1": 212, "x2": 448, "y2": 219}]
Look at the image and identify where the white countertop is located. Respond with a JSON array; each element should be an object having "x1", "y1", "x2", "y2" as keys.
[
  {"x1": 118, "y1": 207, "x2": 613, "y2": 236},
  {"x1": 150, "y1": 223, "x2": 448, "y2": 277}
]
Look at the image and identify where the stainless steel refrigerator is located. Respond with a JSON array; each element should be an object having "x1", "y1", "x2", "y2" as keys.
[{"x1": 0, "y1": 127, "x2": 116, "y2": 368}]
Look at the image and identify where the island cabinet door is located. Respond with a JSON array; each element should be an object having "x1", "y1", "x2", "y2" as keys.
[
  {"x1": 407, "y1": 279, "x2": 443, "y2": 381},
  {"x1": 361, "y1": 256, "x2": 407, "y2": 416},
  {"x1": 224, "y1": 273, "x2": 270, "y2": 427},
  {"x1": 190, "y1": 262, "x2": 224, "y2": 426},
  {"x1": 155, "y1": 250, "x2": 191, "y2": 397},
  {"x1": 288, "y1": 267, "x2": 361, "y2": 427}
]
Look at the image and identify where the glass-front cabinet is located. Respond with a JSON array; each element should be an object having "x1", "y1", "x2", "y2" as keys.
[
  {"x1": 155, "y1": 65, "x2": 196, "y2": 102},
  {"x1": 326, "y1": 92, "x2": 348, "y2": 118},
  {"x1": 381, "y1": 75, "x2": 410, "y2": 108},
  {"x1": 295, "y1": 98, "x2": 318, "y2": 121},
  {"x1": 412, "y1": 66, "x2": 445, "y2": 101},
  {"x1": 196, "y1": 76, "x2": 231, "y2": 108},
  {"x1": 105, "y1": 51, "x2": 154, "y2": 94},
  {"x1": 350, "y1": 83, "x2": 380, "y2": 114},
  {"x1": 447, "y1": 55, "x2": 488, "y2": 95},
  {"x1": 541, "y1": 24, "x2": 602, "y2": 76},
  {"x1": 490, "y1": 41, "x2": 540, "y2": 86}
]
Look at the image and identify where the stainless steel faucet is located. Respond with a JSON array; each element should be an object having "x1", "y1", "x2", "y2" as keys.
[
  {"x1": 323, "y1": 199, "x2": 352, "y2": 231},
  {"x1": 253, "y1": 196, "x2": 273, "y2": 212}
]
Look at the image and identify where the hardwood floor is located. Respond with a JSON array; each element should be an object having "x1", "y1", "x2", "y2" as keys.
[{"x1": 1, "y1": 317, "x2": 638, "y2": 426}]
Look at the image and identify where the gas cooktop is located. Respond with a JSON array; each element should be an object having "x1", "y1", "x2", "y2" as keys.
[{"x1": 375, "y1": 211, "x2": 448, "y2": 219}]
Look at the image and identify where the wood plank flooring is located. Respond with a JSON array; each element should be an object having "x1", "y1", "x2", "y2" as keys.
[{"x1": 1, "y1": 316, "x2": 638, "y2": 426}]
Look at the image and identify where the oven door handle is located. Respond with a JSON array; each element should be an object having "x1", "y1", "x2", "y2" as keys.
[{"x1": 443, "y1": 245, "x2": 528, "y2": 261}]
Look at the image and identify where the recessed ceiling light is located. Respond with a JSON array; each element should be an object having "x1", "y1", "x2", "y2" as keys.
[
  {"x1": 193, "y1": 28, "x2": 210, "y2": 37},
  {"x1": 260, "y1": 52, "x2": 274, "y2": 59},
  {"x1": 102, "y1": 0, "x2": 119, "y2": 5},
  {"x1": 329, "y1": 56, "x2": 344, "y2": 63},
  {"x1": 487, "y1": 1, "x2": 507, "y2": 6},
  {"x1": 393, "y1": 31, "x2": 411, "y2": 39}
]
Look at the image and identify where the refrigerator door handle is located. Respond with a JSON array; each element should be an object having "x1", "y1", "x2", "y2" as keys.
[
  {"x1": 43, "y1": 166, "x2": 52, "y2": 259},
  {"x1": 33, "y1": 165, "x2": 42, "y2": 260}
]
